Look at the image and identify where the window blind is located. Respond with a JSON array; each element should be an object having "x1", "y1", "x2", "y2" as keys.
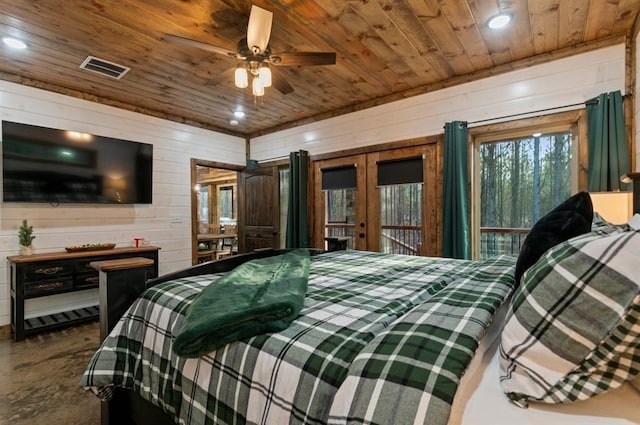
[
  {"x1": 377, "y1": 156, "x2": 423, "y2": 186},
  {"x1": 321, "y1": 165, "x2": 357, "y2": 190}
]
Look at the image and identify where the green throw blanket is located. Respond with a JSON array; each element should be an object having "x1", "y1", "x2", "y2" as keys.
[{"x1": 172, "y1": 249, "x2": 310, "y2": 357}]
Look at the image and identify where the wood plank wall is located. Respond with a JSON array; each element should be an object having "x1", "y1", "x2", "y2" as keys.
[
  {"x1": 250, "y1": 44, "x2": 626, "y2": 161},
  {"x1": 0, "y1": 81, "x2": 245, "y2": 326}
]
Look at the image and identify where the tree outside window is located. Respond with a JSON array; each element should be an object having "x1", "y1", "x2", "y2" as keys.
[{"x1": 478, "y1": 131, "x2": 574, "y2": 259}]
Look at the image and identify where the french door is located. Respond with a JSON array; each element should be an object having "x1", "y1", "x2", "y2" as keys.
[
  {"x1": 312, "y1": 144, "x2": 439, "y2": 255},
  {"x1": 313, "y1": 154, "x2": 367, "y2": 250}
]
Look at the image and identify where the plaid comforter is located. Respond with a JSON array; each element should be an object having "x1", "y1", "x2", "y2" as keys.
[{"x1": 81, "y1": 250, "x2": 516, "y2": 425}]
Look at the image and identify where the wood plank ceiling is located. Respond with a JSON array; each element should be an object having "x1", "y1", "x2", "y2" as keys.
[{"x1": 0, "y1": 1, "x2": 639, "y2": 137}]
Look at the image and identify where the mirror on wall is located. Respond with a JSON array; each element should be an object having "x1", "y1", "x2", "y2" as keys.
[{"x1": 191, "y1": 159, "x2": 239, "y2": 265}]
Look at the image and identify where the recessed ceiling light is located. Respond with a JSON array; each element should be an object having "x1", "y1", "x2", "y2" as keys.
[
  {"x1": 2, "y1": 37, "x2": 27, "y2": 49},
  {"x1": 233, "y1": 111, "x2": 245, "y2": 119},
  {"x1": 487, "y1": 13, "x2": 512, "y2": 30},
  {"x1": 532, "y1": 132, "x2": 542, "y2": 137},
  {"x1": 229, "y1": 119, "x2": 239, "y2": 126}
]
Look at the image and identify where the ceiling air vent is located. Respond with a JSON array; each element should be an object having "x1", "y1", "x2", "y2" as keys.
[{"x1": 79, "y1": 56, "x2": 130, "y2": 79}]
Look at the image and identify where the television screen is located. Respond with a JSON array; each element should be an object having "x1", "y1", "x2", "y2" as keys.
[{"x1": 2, "y1": 121, "x2": 153, "y2": 204}]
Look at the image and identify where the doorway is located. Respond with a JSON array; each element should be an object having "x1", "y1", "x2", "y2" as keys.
[
  {"x1": 191, "y1": 159, "x2": 242, "y2": 265},
  {"x1": 312, "y1": 144, "x2": 440, "y2": 256}
]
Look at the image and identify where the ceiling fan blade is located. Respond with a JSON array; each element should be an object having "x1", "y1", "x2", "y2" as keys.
[
  {"x1": 247, "y1": 5, "x2": 273, "y2": 54},
  {"x1": 271, "y1": 68, "x2": 294, "y2": 95},
  {"x1": 162, "y1": 34, "x2": 237, "y2": 58},
  {"x1": 271, "y1": 52, "x2": 337, "y2": 67}
]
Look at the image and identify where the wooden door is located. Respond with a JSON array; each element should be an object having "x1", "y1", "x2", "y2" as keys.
[
  {"x1": 238, "y1": 165, "x2": 280, "y2": 253},
  {"x1": 312, "y1": 155, "x2": 367, "y2": 251},
  {"x1": 366, "y1": 145, "x2": 439, "y2": 256}
]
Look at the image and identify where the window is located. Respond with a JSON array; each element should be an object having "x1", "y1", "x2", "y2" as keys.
[
  {"x1": 472, "y1": 112, "x2": 584, "y2": 260},
  {"x1": 379, "y1": 184, "x2": 422, "y2": 255},
  {"x1": 198, "y1": 185, "x2": 209, "y2": 224},
  {"x1": 324, "y1": 188, "x2": 356, "y2": 247},
  {"x1": 377, "y1": 157, "x2": 423, "y2": 255},
  {"x1": 218, "y1": 186, "x2": 234, "y2": 224},
  {"x1": 322, "y1": 165, "x2": 357, "y2": 248},
  {"x1": 279, "y1": 167, "x2": 289, "y2": 247}
]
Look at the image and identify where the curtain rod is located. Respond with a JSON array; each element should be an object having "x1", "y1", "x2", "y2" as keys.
[
  {"x1": 248, "y1": 154, "x2": 289, "y2": 163},
  {"x1": 467, "y1": 93, "x2": 631, "y2": 126},
  {"x1": 253, "y1": 94, "x2": 633, "y2": 159},
  {"x1": 249, "y1": 150, "x2": 307, "y2": 164}
]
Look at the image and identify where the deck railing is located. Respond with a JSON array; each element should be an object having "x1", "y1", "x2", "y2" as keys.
[
  {"x1": 380, "y1": 225, "x2": 421, "y2": 255},
  {"x1": 480, "y1": 227, "x2": 529, "y2": 260},
  {"x1": 325, "y1": 223, "x2": 421, "y2": 255},
  {"x1": 325, "y1": 224, "x2": 526, "y2": 259}
]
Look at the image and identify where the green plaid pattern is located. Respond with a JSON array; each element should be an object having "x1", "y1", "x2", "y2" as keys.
[
  {"x1": 81, "y1": 251, "x2": 516, "y2": 424},
  {"x1": 591, "y1": 212, "x2": 631, "y2": 235},
  {"x1": 500, "y1": 230, "x2": 640, "y2": 406},
  {"x1": 328, "y1": 254, "x2": 515, "y2": 425}
]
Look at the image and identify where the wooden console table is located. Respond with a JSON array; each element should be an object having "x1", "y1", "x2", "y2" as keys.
[{"x1": 7, "y1": 246, "x2": 159, "y2": 341}]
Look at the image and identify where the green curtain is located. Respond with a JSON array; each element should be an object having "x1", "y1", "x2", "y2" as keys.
[
  {"x1": 443, "y1": 121, "x2": 470, "y2": 259},
  {"x1": 286, "y1": 150, "x2": 309, "y2": 248},
  {"x1": 587, "y1": 91, "x2": 629, "y2": 191}
]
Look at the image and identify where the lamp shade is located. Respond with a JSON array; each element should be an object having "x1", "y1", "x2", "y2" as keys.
[
  {"x1": 234, "y1": 67, "x2": 248, "y2": 88},
  {"x1": 252, "y1": 77, "x2": 264, "y2": 96},
  {"x1": 589, "y1": 191, "x2": 633, "y2": 224},
  {"x1": 259, "y1": 65, "x2": 272, "y2": 87}
]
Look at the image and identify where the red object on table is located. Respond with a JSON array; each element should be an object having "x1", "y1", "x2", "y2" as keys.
[{"x1": 134, "y1": 237, "x2": 143, "y2": 248}]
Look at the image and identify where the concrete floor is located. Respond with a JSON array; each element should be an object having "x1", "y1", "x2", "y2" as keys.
[{"x1": 0, "y1": 322, "x2": 101, "y2": 425}]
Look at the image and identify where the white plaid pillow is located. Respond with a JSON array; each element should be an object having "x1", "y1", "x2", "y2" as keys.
[
  {"x1": 590, "y1": 212, "x2": 631, "y2": 234},
  {"x1": 499, "y1": 230, "x2": 640, "y2": 407}
]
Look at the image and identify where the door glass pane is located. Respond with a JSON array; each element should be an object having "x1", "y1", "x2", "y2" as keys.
[
  {"x1": 279, "y1": 167, "x2": 289, "y2": 248},
  {"x1": 479, "y1": 131, "x2": 573, "y2": 259},
  {"x1": 379, "y1": 184, "x2": 422, "y2": 255},
  {"x1": 325, "y1": 188, "x2": 355, "y2": 249}
]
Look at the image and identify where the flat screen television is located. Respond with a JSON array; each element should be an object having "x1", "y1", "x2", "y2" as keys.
[{"x1": 2, "y1": 121, "x2": 153, "y2": 204}]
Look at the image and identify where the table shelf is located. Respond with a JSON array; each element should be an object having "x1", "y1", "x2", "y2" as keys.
[{"x1": 24, "y1": 305, "x2": 100, "y2": 335}]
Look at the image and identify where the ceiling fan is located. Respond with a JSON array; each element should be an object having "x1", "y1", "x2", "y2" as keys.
[{"x1": 163, "y1": 4, "x2": 337, "y2": 96}]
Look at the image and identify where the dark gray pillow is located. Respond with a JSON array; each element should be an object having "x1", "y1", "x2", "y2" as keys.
[{"x1": 514, "y1": 191, "x2": 593, "y2": 284}]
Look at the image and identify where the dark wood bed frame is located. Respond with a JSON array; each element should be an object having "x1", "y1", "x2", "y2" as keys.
[
  {"x1": 93, "y1": 248, "x2": 290, "y2": 425},
  {"x1": 91, "y1": 175, "x2": 640, "y2": 425}
]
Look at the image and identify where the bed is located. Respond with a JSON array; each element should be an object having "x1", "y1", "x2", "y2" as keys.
[{"x1": 80, "y1": 193, "x2": 640, "y2": 425}]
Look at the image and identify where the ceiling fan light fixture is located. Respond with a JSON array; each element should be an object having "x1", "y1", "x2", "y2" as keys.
[
  {"x1": 259, "y1": 65, "x2": 272, "y2": 88},
  {"x1": 252, "y1": 77, "x2": 265, "y2": 96},
  {"x1": 163, "y1": 3, "x2": 336, "y2": 102},
  {"x1": 234, "y1": 66, "x2": 248, "y2": 88}
]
